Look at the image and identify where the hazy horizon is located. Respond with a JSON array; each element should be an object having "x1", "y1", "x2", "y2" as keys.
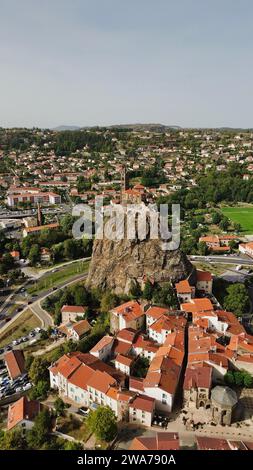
[{"x1": 1, "y1": 0, "x2": 253, "y2": 129}]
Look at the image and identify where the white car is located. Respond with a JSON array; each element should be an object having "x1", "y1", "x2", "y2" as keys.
[
  {"x1": 23, "y1": 383, "x2": 32, "y2": 391},
  {"x1": 79, "y1": 407, "x2": 90, "y2": 416},
  {"x1": 29, "y1": 339, "x2": 37, "y2": 345}
]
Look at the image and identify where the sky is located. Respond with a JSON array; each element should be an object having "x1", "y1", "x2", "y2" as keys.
[{"x1": 0, "y1": 0, "x2": 253, "y2": 128}]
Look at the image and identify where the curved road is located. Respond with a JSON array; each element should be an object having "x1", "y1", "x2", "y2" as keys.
[
  {"x1": 189, "y1": 254, "x2": 253, "y2": 265},
  {"x1": 30, "y1": 272, "x2": 88, "y2": 328},
  {"x1": 0, "y1": 271, "x2": 89, "y2": 333}
]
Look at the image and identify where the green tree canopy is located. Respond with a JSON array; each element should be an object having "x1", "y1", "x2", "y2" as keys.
[
  {"x1": 224, "y1": 283, "x2": 250, "y2": 317},
  {"x1": 87, "y1": 406, "x2": 117, "y2": 442}
]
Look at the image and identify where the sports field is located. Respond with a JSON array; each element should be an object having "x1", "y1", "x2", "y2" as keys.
[{"x1": 221, "y1": 206, "x2": 253, "y2": 234}]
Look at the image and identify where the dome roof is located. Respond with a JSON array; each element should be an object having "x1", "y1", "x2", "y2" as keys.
[{"x1": 211, "y1": 386, "x2": 238, "y2": 407}]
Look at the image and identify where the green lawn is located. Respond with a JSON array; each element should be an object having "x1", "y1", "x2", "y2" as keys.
[
  {"x1": 57, "y1": 416, "x2": 91, "y2": 443},
  {"x1": 221, "y1": 206, "x2": 253, "y2": 234},
  {"x1": 0, "y1": 309, "x2": 41, "y2": 347},
  {"x1": 27, "y1": 260, "x2": 90, "y2": 295}
]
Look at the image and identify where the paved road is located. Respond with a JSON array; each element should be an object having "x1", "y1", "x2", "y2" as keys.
[
  {"x1": 190, "y1": 254, "x2": 253, "y2": 265},
  {"x1": 0, "y1": 257, "x2": 90, "y2": 327},
  {"x1": 0, "y1": 271, "x2": 89, "y2": 332},
  {"x1": 0, "y1": 204, "x2": 72, "y2": 219},
  {"x1": 30, "y1": 272, "x2": 88, "y2": 328}
]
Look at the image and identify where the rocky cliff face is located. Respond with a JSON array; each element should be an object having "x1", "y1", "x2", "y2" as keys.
[{"x1": 86, "y1": 236, "x2": 194, "y2": 295}]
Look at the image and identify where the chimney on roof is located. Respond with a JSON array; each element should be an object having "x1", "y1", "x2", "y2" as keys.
[{"x1": 37, "y1": 202, "x2": 42, "y2": 226}]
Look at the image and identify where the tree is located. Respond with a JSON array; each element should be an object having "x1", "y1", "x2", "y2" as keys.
[
  {"x1": 233, "y1": 222, "x2": 241, "y2": 232},
  {"x1": 63, "y1": 239, "x2": 78, "y2": 259},
  {"x1": 73, "y1": 285, "x2": 89, "y2": 306},
  {"x1": 87, "y1": 406, "x2": 117, "y2": 442},
  {"x1": 224, "y1": 371, "x2": 235, "y2": 386},
  {"x1": 243, "y1": 372, "x2": 253, "y2": 388},
  {"x1": 100, "y1": 291, "x2": 119, "y2": 313},
  {"x1": 234, "y1": 371, "x2": 244, "y2": 387},
  {"x1": 28, "y1": 244, "x2": 40, "y2": 265},
  {"x1": 198, "y1": 241, "x2": 209, "y2": 256},
  {"x1": 132, "y1": 356, "x2": 150, "y2": 378},
  {"x1": 143, "y1": 280, "x2": 153, "y2": 301},
  {"x1": 219, "y1": 217, "x2": 229, "y2": 231},
  {"x1": 29, "y1": 380, "x2": 49, "y2": 400},
  {"x1": 27, "y1": 409, "x2": 52, "y2": 449},
  {"x1": 190, "y1": 219, "x2": 198, "y2": 230},
  {"x1": 40, "y1": 329, "x2": 50, "y2": 340},
  {"x1": 52, "y1": 243, "x2": 64, "y2": 262},
  {"x1": 211, "y1": 212, "x2": 221, "y2": 224},
  {"x1": 0, "y1": 428, "x2": 26, "y2": 450},
  {"x1": 64, "y1": 441, "x2": 83, "y2": 450},
  {"x1": 225, "y1": 370, "x2": 253, "y2": 389},
  {"x1": 28, "y1": 357, "x2": 49, "y2": 385},
  {"x1": 54, "y1": 397, "x2": 66, "y2": 417},
  {"x1": 60, "y1": 214, "x2": 77, "y2": 234},
  {"x1": 153, "y1": 283, "x2": 178, "y2": 308},
  {"x1": 229, "y1": 240, "x2": 238, "y2": 251},
  {"x1": 129, "y1": 281, "x2": 142, "y2": 299},
  {"x1": 224, "y1": 283, "x2": 250, "y2": 317},
  {"x1": 0, "y1": 253, "x2": 15, "y2": 275}
]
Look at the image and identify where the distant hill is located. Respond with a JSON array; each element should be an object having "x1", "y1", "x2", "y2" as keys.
[
  {"x1": 106, "y1": 123, "x2": 181, "y2": 132},
  {"x1": 52, "y1": 123, "x2": 181, "y2": 133},
  {"x1": 52, "y1": 125, "x2": 81, "y2": 131}
]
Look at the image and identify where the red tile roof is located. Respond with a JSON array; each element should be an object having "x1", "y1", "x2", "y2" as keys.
[
  {"x1": 89, "y1": 336, "x2": 114, "y2": 354},
  {"x1": 183, "y1": 366, "x2": 212, "y2": 390},
  {"x1": 86, "y1": 370, "x2": 117, "y2": 394},
  {"x1": 61, "y1": 305, "x2": 86, "y2": 314},
  {"x1": 25, "y1": 223, "x2": 59, "y2": 233},
  {"x1": 196, "y1": 436, "x2": 231, "y2": 450},
  {"x1": 146, "y1": 306, "x2": 169, "y2": 320},
  {"x1": 68, "y1": 363, "x2": 94, "y2": 390},
  {"x1": 4, "y1": 350, "x2": 26, "y2": 379},
  {"x1": 196, "y1": 270, "x2": 212, "y2": 282},
  {"x1": 8, "y1": 396, "x2": 40, "y2": 430},
  {"x1": 175, "y1": 279, "x2": 192, "y2": 294},
  {"x1": 115, "y1": 354, "x2": 133, "y2": 367},
  {"x1": 116, "y1": 328, "x2": 137, "y2": 343},
  {"x1": 112, "y1": 339, "x2": 132, "y2": 356},
  {"x1": 111, "y1": 301, "x2": 144, "y2": 321},
  {"x1": 129, "y1": 394, "x2": 155, "y2": 413},
  {"x1": 129, "y1": 377, "x2": 144, "y2": 392},
  {"x1": 149, "y1": 314, "x2": 186, "y2": 334},
  {"x1": 181, "y1": 298, "x2": 213, "y2": 314},
  {"x1": 71, "y1": 319, "x2": 91, "y2": 336},
  {"x1": 130, "y1": 432, "x2": 180, "y2": 450}
]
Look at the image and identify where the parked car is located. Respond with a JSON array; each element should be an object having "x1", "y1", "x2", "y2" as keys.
[
  {"x1": 78, "y1": 407, "x2": 90, "y2": 417},
  {"x1": 23, "y1": 383, "x2": 32, "y2": 391}
]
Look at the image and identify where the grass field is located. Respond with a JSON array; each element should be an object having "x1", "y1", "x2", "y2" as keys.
[
  {"x1": 28, "y1": 260, "x2": 90, "y2": 295},
  {"x1": 192, "y1": 262, "x2": 236, "y2": 277},
  {"x1": 0, "y1": 308, "x2": 40, "y2": 347},
  {"x1": 221, "y1": 206, "x2": 253, "y2": 234},
  {"x1": 57, "y1": 416, "x2": 91, "y2": 443}
]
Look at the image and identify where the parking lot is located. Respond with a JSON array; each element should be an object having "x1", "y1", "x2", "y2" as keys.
[
  {"x1": 0, "y1": 326, "x2": 43, "y2": 356},
  {"x1": 0, "y1": 362, "x2": 32, "y2": 400},
  {"x1": 152, "y1": 413, "x2": 171, "y2": 428},
  {"x1": 0, "y1": 326, "x2": 65, "y2": 358}
]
